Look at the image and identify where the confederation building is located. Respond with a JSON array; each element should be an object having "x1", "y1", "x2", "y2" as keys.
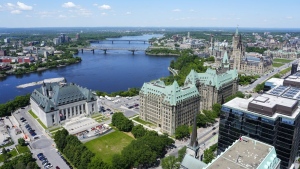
[
  {"x1": 140, "y1": 52, "x2": 238, "y2": 135},
  {"x1": 30, "y1": 81, "x2": 97, "y2": 127},
  {"x1": 139, "y1": 80, "x2": 200, "y2": 135}
]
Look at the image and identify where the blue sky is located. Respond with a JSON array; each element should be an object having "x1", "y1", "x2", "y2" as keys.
[{"x1": 0, "y1": 0, "x2": 299, "y2": 28}]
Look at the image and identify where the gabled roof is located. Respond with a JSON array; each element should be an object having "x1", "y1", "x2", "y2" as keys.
[
  {"x1": 140, "y1": 80, "x2": 199, "y2": 106},
  {"x1": 185, "y1": 68, "x2": 238, "y2": 89}
]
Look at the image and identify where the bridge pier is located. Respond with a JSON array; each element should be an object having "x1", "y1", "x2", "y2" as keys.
[
  {"x1": 103, "y1": 50, "x2": 107, "y2": 54},
  {"x1": 92, "y1": 49, "x2": 94, "y2": 54},
  {"x1": 144, "y1": 41, "x2": 146, "y2": 44},
  {"x1": 81, "y1": 49, "x2": 83, "y2": 53},
  {"x1": 129, "y1": 41, "x2": 130, "y2": 44},
  {"x1": 112, "y1": 41, "x2": 114, "y2": 44}
]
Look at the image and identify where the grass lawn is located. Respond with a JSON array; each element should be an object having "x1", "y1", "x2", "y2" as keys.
[
  {"x1": 273, "y1": 58, "x2": 292, "y2": 63},
  {"x1": 37, "y1": 119, "x2": 47, "y2": 129},
  {"x1": 16, "y1": 145, "x2": 30, "y2": 154},
  {"x1": 133, "y1": 117, "x2": 154, "y2": 126},
  {"x1": 0, "y1": 149, "x2": 18, "y2": 162},
  {"x1": 28, "y1": 110, "x2": 38, "y2": 119},
  {"x1": 272, "y1": 63, "x2": 284, "y2": 67},
  {"x1": 280, "y1": 67, "x2": 292, "y2": 75},
  {"x1": 49, "y1": 127, "x2": 63, "y2": 133},
  {"x1": 85, "y1": 130, "x2": 134, "y2": 164}
]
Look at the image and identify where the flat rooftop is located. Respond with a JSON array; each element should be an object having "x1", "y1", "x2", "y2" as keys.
[
  {"x1": 63, "y1": 115, "x2": 100, "y2": 135},
  {"x1": 206, "y1": 136, "x2": 273, "y2": 169},
  {"x1": 224, "y1": 94, "x2": 300, "y2": 119}
]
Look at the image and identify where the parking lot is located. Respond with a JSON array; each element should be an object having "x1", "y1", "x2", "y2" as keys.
[
  {"x1": 13, "y1": 107, "x2": 70, "y2": 169},
  {"x1": 98, "y1": 95, "x2": 140, "y2": 118}
]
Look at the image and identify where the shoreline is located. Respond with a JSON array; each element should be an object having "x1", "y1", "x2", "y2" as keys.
[{"x1": 145, "y1": 52, "x2": 180, "y2": 56}]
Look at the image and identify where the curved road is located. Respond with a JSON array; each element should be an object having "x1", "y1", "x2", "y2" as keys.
[{"x1": 239, "y1": 59, "x2": 298, "y2": 93}]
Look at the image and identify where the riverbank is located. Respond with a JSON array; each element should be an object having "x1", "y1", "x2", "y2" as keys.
[
  {"x1": 145, "y1": 52, "x2": 180, "y2": 56},
  {"x1": 16, "y1": 77, "x2": 65, "y2": 88}
]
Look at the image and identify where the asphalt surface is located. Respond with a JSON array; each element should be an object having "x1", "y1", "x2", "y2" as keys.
[
  {"x1": 239, "y1": 59, "x2": 298, "y2": 93},
  {"x1": 13, "y1": 106, "x2": 70, "y2": 169}
]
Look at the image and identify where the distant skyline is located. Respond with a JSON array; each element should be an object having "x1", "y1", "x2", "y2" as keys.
[{"x1": 0, "y1": 0, "x2": 299, "y2": 28}]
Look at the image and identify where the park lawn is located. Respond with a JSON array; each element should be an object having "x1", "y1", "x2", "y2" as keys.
[
  {"x1": 0, "y1": 149, "x2": 18, "y2": 162},
  {"x1": 85, "y1": 130, "x2": 134, "y2": 164},
  {"x1": 28, "y1": 110, "x2": 38, "y2": 119},
  {"x1": 273, "y1": 58, "x2": 292, "y2": 63},
  {"x1": 37, "y1": 119, "x2": 47, "y2": 129},
  {"x1": 133, "y1": 117, "x2": 154, "y2": 126},
  {"x1": 16, "y1": 145, "x2": 30, "y2": 154},
  {"x1": 272, "y1": 63, "x2": 284, "y2": 67}
]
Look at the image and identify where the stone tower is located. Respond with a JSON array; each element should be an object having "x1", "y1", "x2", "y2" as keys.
[
  {"x1": 186, "y1": 109, "x2": 200, "y2": 158},
  {"x1": 232, "y1": 26, "x2": 243, "y2": 71},
  {"x1": 210, "y1": 34, "x2": 214, "y2": 56}
]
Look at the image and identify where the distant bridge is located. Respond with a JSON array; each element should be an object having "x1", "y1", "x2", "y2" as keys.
[
  {"x1": 80, "y1": 46, "x2": 146, "y2": 55},
  {"x1": 89, "y1": 39, "x2": 153, "y2": 44}
]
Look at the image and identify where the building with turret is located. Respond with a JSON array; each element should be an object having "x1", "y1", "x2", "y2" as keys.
[
  {"x1": 139, "y1": 80, "x2": 200, "y2": 135},
  {"x1": 214, "y1": 27, "x2": 273, "y2": 75},
  {"x1": 185, "y1": 51, "x2": 239, "y2": 110},
  {"x1": 30, "y1": 81, "x2": 98, "y2": 127}
]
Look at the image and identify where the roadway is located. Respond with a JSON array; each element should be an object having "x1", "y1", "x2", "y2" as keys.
[
  {"x1": 239, "y1": 59, "x2": 298, "y2": 93},
  {"x1": 12, "y1": 107, "x2": 70, "y2": 169}
]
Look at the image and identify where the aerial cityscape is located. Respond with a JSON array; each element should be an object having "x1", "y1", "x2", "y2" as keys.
[{"x1": 0, "y1": 0, "x2": 300, "y2": 169}]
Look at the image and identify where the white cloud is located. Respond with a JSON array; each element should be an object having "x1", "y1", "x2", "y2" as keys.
[
  {"x1": 189, "y1": 9, "x2": 195, "y2": 12},
  {"x1": 11, "y1": 10, "x2": 21, "y2": 14},
  {"x1": 25, "y1": 15, "x2": 32, "y2": 17},
  {"x1": 101, "y1": 12, "x2": 106, "y2": 15},
  {"x1": 125, "y1": 12, "x2": 131, "y2": 15},
  {"x1": 62, "y1": 2, "x2": 76, "y2": 8},
  {"x1": 7, "y1": 3, "x2": 14, "y2": 7},
  {"x1": 59, "y1": 14, "x2": 67, "y2": 18},
  {"x1": 286, "y1": 16, "x2": 293, "y2": 19},
  {"x1": 17, "y1": 1, "x2": 32, "y2": 10},
  {"x1": 172, "y1": 9, "x2": 181, "y2": 12},
  {"x1": 93, "y1": 3, "x2": 98, "y2": 6},
  {"x1": 99, "y1": 4, "x2": 111, "y2": 10}
]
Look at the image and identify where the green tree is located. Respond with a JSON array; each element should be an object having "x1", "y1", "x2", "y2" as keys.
[
  {"x1": 87, "y1": 157, "x2": 111, "y2": 169},
  {"x1": 112, "y1": 154, "x2": 130, "y2": 169},
  {"x1": 161, "y1": 155, "x2": 179, "y2": 169},
  {"x1": 131, "y1": 125, "x2": 146, "y2": 138},
  {"x1": 177, "y1": 146, "x2": 187, "y2": 162},
  {"x1": 175, "y1": 125, "x2": 190, "y2": 140},
  {"x1": 18, "y1": 138, "x2": 26, "y2": 146}
]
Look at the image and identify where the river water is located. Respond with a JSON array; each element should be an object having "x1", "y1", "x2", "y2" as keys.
[{"x1": 0, "y1": 34, "x2": 176, "y2": 103}]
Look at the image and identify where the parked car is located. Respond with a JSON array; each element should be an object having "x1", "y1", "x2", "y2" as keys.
[
  {"x1": 20, "y1": 117, "x2": 25, "y2": 120},
  {"x1": 56, "y1": 166, "x2": 60, "y2": 169}
]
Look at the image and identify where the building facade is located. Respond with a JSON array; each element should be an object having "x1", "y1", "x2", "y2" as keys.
[
  {"x1": 218, "y1": 92, "x2": 300, "y2": 169},
  {"x1": 185, "y1": 52, "x2": 239, "y2": 110},
  {"x1": 214, "y1": 28, "x2": 273, "y2": 75},
  {"x1": 139, "y1": 80, "x2": 200, "y2": 135},
  {"x1": 30, "y1": 81, "x2": 97, "y2": 128}
]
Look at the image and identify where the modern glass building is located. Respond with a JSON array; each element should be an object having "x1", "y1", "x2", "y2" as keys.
[{"x1": 218, "y1": 90, "x2": 300, "y2": 169}]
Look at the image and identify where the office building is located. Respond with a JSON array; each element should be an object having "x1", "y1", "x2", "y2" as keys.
[
  {"x1": 139, "y1": 80, "x2": 200, "y2": 135},
  {"x1": 185, "y1": 51, "x2": 239, "y2": 110},
  {"x1": 218, "y1": 89, "x2": 300, "y2": 168},
  {"x1": 53, "y1": 38, "x2": 61, "y2": 45},
  {"x1": 30, "y1": 81, "x2": 98, "y2": 127},
  {"x1": 0, "y1": 50, "x2": 6, "y2": 56},
  {"x1": 76, "y1": 33, "x2": 80, "y2": 40},
  {"x1": 206, "y1": 136, "x2": 280, "y2": 169},
  {"x1": 291, "y1": 62, "x2": 298, "y2": 75},
  {"x1": 4, "y1": 38, "x2": 10, "y2": 43}
]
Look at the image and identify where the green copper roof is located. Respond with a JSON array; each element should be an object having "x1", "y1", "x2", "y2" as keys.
[
  {"x1": 185, "y1": 68, "x2": 238, "y2": 89},
  {"x1": 222, "y1": 51, "x2": 230, "y2": 68},
  {"x1": 140, "y1": 80, "x2": 199, "y2": 106},
  {"x1": 235, "y1": 26, "x2": 239, "y2": 36},
  {"x1": 31, "y1": 82, "x2": 97, "y2": 113}
]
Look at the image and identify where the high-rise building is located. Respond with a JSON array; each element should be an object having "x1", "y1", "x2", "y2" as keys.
[
  {"x1": 4, "y1": 38, "x2": 10, "y2": 43},
  {"x1": 53, "y1": 38, "x2": 61, "y2": 45},
  {"x1": 76, "y1": 33, "x2": 80, "y2": 40},
  {"x1": 139, "y1": 80, "x2": 200, "y2": 135},
  {"x1": 218, "y1": 89, "x2": 300, "y2": 168},
  {"x1": 184, "y1": 52, "x2": 239, "y2": 110},
  {"x1": 60, "y1": 33, "x2": 66, "y2": 43}
]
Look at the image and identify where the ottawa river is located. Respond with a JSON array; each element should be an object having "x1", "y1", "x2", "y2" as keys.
[{"x1": 0, "y1": 34, "x2": 176, "y2": 104}]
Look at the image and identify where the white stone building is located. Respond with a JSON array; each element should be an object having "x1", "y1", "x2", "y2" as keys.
[{"x1": 30, "y1": 81, "x2": 97, "y2": 127}]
